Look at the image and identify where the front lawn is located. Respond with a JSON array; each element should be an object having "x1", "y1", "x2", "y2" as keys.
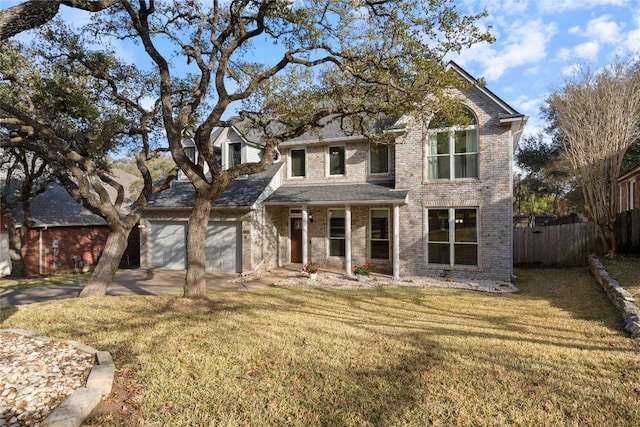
[
  {"x1": 0, "y1": 272, "x2": 91, "y2": 291},
  {"x1": 1, "y1": 268, "x2": 638, "y2": 426}
]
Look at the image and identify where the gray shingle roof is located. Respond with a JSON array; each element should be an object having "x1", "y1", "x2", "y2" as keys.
[
  {"x1": 264, "y1": 182, "x2": 407, "y2": 205},
  {"x1": 147, "y1": 162, "x2": 284, "y2": 209},
  {"x1": 5, "y1": 169, "x2": 139, "y2": 227},
  {"x1": 9, "y1": 183, "x2": 107, "y2": 227}
]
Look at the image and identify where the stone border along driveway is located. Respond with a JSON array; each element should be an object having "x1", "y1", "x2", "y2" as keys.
[
  {"x1": 1, "y1": 329, "x2": 114, "y2": 427},
  {"x1": 588, "y1": 255, "x2": 640, "y2": 339}
]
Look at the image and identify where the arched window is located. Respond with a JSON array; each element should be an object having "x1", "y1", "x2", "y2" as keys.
[{"x1": 426, "y1": 109, "x2": 478, "y2": 180}]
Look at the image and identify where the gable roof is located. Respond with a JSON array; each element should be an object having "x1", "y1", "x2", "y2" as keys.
[
  {"x1": 146, "y1": 162, "x2": 284, "y2": 210},
  {"x1": 445, "y1": 61, "x2": 524, "y2": 122}
]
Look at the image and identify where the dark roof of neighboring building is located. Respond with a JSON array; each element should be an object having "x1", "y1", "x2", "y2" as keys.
[
  {"x1": 264, "y1": 182, "x2": 408, "y2": 205},
  {"x1": 618, "y1": 165, "x2": 640, "y2": 182},
  {"x1": 5, "y1": 169, "x2": 139, "y2": 228},
  {"x1": 146, "y1": 162, "x2": 284, "y2": 209},
  {"x1": 9, "y1": 183, "x2": 107, "y2": 227}
]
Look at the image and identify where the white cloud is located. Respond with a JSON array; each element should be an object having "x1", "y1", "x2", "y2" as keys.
[
  {"x1": 568, "y1": 25, "x2": 581, "y2": 34},
  {"x1": 561, "y1": 63, "x2": 581, "y2": 76},
  {"x1": 574, "y1": 41, "x2": 600, "y2": 60},
  {"x1": 585, "y1": 15, "x2": 623, "y2": 44},
  {"x1": 626, "y1": 29, "x2": 640, "y2": 53},
  {"x1": 536, "y1": 0, "x2": 627, "y2": 13},
  {"x1": 454, "y1": 19, "x2": 556, "y2": 81},
  {"x1": 557, "y1": 47, "x2": 572, "y2": 60}
]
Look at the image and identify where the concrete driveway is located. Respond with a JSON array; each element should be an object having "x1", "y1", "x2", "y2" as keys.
[{"x1": 0, "y1": 268, "x2": 291, "y2": 306}]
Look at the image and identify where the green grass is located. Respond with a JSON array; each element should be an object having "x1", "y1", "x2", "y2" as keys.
[
  {"x1": 1, "y1": 268, "x2": 639, "y2": 426},
  {"x1": 602, "y1": 256, "x2": 640, "y2": 301},
  {"x1": 0, "y1": 272, "x2": 91, "y2": 290}
]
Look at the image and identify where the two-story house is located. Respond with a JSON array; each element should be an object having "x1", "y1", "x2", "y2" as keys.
[{"x1": 140, "y1": 62, "x2": 527, "y2": 282}]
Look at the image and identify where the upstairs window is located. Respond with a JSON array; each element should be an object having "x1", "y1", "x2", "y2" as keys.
[
  {"x1": 228, "y1": 142, "x2": 242, "y2": 168},
  {"x1": 290, "y1": 149, "x2": 306, "y2": 177},
  {"x1": 329, "y1": 146, "x2": 345, "y2": 176},
  {"x1": 427, "y1": 109, "x2": 478, "y2": 180},
  {"x1": 370, "y1": 144, "x2": 389, "y2": 174}
]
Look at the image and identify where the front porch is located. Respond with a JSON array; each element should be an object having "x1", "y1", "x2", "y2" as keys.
[{"x1": 263, "y1": 183, "x2": 408, "y2": 279}]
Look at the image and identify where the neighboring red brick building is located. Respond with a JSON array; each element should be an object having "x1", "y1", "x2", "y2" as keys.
[
  {"x1": 7, "y1": 169, "x2": 140, "y2": 276},
  {"x1": 0, "y1": 206, "x2": 10, "y2": 276},
  {"x1": 618, "y1": 166, "x2": 640, "y2": 213},
  {"x1": 20, "y1": 224, "x2": 140, "y2": 276}
]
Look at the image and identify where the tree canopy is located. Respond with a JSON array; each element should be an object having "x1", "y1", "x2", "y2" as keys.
[
  {"x1": 547, "y1": 58, "x2": 640, "y2": 256},
  {"x1": 1, "y1": 0, "x2": 495, "y2": 298}
]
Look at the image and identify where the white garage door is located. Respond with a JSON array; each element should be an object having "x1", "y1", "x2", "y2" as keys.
[
  {"x1": 149, "y1": 222, "x2": 186, "y2": 269},
  {"x1": 205, "y1": 222, "x2": 241, "y2": 273},
  {"x1": 149, "y1": 221, "x2": 241, "y2": 273}
]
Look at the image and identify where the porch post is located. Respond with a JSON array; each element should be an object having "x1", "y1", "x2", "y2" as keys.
[
  {"x1": 345, "y1": 205, "x2": 352, "y2": 276},
  {"x1": 302, "y1": 205, "x2": 308, "y2": 266},
  {"x1": 393, "y1": 204, "x2": 400, "y2": 279}
]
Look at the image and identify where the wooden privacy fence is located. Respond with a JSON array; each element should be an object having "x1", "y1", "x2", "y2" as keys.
[{"x1": 513, "y1": 222, "x2": 599, "y2": 267}]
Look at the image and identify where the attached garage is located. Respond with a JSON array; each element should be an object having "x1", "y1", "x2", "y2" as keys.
[
  {"x1": 149, "y1": 221, "x2": 241, "y2": 273},
  {"x1": 149, "y1": 222, "x2": 186, "y2": 269}
]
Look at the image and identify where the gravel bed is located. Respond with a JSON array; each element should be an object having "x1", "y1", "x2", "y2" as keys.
[
  {"x1": 268, "y1": 271, "x2": 519, "y2": 293},
  {"x1": 0, "y1": 332, "x2": 94, "y2": 427}
]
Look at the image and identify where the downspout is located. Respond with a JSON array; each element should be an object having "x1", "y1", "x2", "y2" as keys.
[{"x1": 39, "y1": 226, "x2": 48, "y2": 275}]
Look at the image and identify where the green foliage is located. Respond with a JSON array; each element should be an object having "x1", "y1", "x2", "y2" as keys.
[
  {"x1": 110, "y1": 153, "x2": 176, "y2": 193},
  {"x1": 514, "y1": 133, "x2": 576, "y2": 216}
]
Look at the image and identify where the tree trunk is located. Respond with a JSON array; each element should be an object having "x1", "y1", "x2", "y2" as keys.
[
  {"x1": 78, "y1": 225, "x2": 130, "y2": 297},
  {"x1": 183, "y1": 193, "x2": 212, "y2": 299}
]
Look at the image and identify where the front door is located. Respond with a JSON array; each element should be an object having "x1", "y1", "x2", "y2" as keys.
[{"x1": 290, "y1": 217, "x2": 303, "y2": 263}]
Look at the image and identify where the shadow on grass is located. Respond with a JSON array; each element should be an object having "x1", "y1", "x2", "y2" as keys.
[
  {"x1": 513, "y1": 267, "x2": 626, "y2": 330},
  {"x1": 0, "y1": 306, "x2": 18, "y2": 323}
]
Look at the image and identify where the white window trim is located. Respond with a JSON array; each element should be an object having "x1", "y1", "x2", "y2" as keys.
[
  {"x1": 630, "y1": 179, "x2": 636, "y2": 210},
  {"x1": 369, "y1": 208, "x2": 390, "y2": 260},
  {"x1": 288, "y1": 148, "x2": 306, "y2": 179},
  {"x1": 425, "y1": 123, "x2": 479, "y2": 181},
  {"x1": 179, "y1": 140, "x2": 197, "y2": 181},
  {"x1": 326, "y1": 145, "x2": 346, "y2": 177},
  {"x1": 425, "y1": 207, "x2": 479, "y2": 267},
  {"x1": 223, "y1": 141, "x2": 244, "y2": 170},
  {"x1": 369, "y1": 144, "x2": 390, "y2": 175},
  {"x1": 327, "y1": 208, "x2": 346, "y2": 258}
]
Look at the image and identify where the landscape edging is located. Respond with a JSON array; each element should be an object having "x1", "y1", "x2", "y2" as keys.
[
  {"x1": 587, "y1": 255, "x2": 640, "y2": 339},
  {"x1": 3, "y1": 328, "x2": 114, "y2": 427}
]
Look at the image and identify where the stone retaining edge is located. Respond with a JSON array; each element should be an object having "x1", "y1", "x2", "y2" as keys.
[
  {"x1": 2, "y1": 328, "x2": 114, "y2": 427},
  {"x1": 587, "y1": 255, "x2": 640, "y2": 339}
]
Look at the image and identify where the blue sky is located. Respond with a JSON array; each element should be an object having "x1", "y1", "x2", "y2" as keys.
[
  {"x1": 450, "y1": 0, "x2": 640, "y2": 138},
  {"x1": 1, "y1": 0, "x2": 639, "y2": 140}
]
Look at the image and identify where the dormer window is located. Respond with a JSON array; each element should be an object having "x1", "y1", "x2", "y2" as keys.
[
  {"x1": 427, "y1": 109, "x2": 478, "y2": 180},
  {"x1": 184, "y1": 146, "x2": 196, "y2": 163},
  {"x1": 228, "y1": 142, "x2": 242, "y2": 168},
  {"x1": 179, "y1": 139, "x2": 197, "y2": 180}
]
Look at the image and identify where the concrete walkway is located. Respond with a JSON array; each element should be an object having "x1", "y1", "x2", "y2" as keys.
[{"x1": 0, "y1": 268, "x2": 293, "y2": 307}]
